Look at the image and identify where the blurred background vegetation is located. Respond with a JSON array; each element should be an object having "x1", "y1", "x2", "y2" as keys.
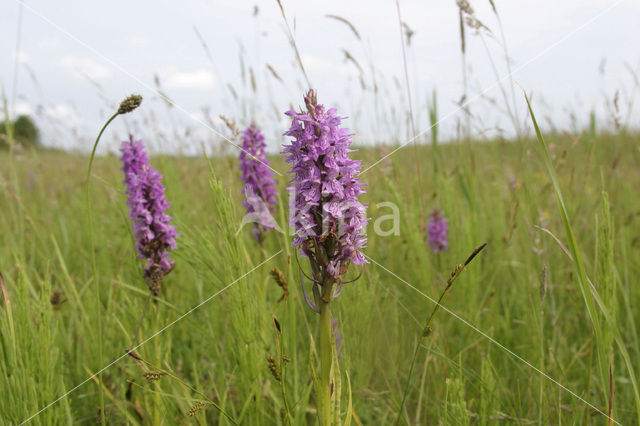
[{"x1": 1, "y1": 114, "x2": 40, "y2": 149}]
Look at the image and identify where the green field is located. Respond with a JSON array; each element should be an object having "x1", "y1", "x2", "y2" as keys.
[{"x1": 1, "y1": 129, "x2": 640, "y2": 424}]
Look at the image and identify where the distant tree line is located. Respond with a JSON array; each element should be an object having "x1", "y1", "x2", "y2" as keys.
[{"x1": 0, "y1": 115, "x2": 40, "y2": 149}]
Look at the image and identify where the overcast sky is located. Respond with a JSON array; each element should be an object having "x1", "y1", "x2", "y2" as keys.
[{"x1": 1, "y1": 0, "x2": 639, "y2": 154}]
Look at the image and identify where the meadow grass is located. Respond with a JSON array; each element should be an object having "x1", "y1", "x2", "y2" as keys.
[{"x1": 1, "y1": 129, "x2": 639, "y2": 424}]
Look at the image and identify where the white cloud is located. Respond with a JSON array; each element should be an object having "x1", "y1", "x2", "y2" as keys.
[
  {"x1": 38, "y1": 37, "x2": 61, "y2": 49},
  {"x1": 14, "y1": 102, "x2": 33, "y2": 116},
  {"x1": 164, "y1": 70, "x2": 216, "y2": 90},
  {"x1": 45, "y1": 103, "x2": 83, "y2": 126},
  {"x1": 131, "y1": 35, "x2": 149, "y2": 47},
  {"x1": 13, "y1": 50, "x2": 30, "y2": 64},
  {"x1": 302, "y1": 54, "x2": 357, "y2": 77},
  {"x1": 60, "y1": 56, "x2": 112, "y2": 79}
]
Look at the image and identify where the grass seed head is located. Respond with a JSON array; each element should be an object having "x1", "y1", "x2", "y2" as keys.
[
  {"x1": 50, "y1": 289, "x2": 65, "y2": 309},
  {"x1": 187, "y1": 401, "x2": 206, "y2": 417},
  {"x1": 143, "y1": 371, "x2": 167, "y2": 383},
  {"x1": 117, "y1": 94, "x2": 142, "y2": 115},
  {"x1": 267, "y1": 356, "x2": 281, "y2": 382},
  {"x1": 270, "y1": 267, "x2": 289, "y2": 302},
  {"x1": 539, "y1": 265, "x2": 548, "y2": 302}
]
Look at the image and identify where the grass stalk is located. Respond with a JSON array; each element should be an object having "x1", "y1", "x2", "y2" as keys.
[
  {"x1": 394, "y1": 0, "x2": 425, "y2": 219},
  {"x1": 82, "y1": 94, "x2": 141, "y2": 423},
  {"x1": 394, "y1": 243, "x2": 487, "y2": 425},
  {"x1": 132, "y1": 353, "x2": 238, "y2": 424},
  {"x1": 524, "y1": 93, "x2": 640, "y2": 422},
  {"x1": 272, "y1": 316, "x2": 293, "y2": 425},
  {"x1": 85, "y1": 111, "x2": 118, "y2": 425}
]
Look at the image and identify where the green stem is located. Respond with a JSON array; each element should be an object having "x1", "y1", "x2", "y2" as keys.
[
  {"x1": 85, "y1": 111, "x2": 118, "y2": 425},
  {"x1": 394, "y1": 244, "x2": 487, "y2": 425},
  {"x1": 272, "y1": 316, "x2": 292, "y2": 425},
  {"x1": 318, "y1": 295, "x2": 333, "y2": 426},
  {"x1": 393, "y1": 299, "x2": 439, "y2": 426},
  {"x1": 538, "y1": 299, "x2": 545, "y2": 424}
]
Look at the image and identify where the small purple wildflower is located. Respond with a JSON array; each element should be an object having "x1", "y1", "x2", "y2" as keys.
[
  {"x1": 239, "y1": 123, "x2": 278, "y2": 240},
  {"x1": 427, "y1": 208, "x2": 448, "y2": 253},
  {"x1": 283, "y1": 90, "x2": 368, "y2": 288},
  {"x1": 121, "y1": 135, "x2": 178, "y2": 294}
]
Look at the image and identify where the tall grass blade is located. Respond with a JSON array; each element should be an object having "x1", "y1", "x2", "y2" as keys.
[{"x1": 524, "y1": 92, "x2": 640, "y2": 422}]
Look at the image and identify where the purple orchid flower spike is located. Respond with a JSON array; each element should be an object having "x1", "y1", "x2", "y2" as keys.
[
  {"x1": 427, "y1": 208, "x2": 448, "y2": 253},
  {"x1": 283, "y1": 89, "x2": 369, "y2": 308},
  {"x1": 121, "y1": 135, "x2": 179, "y2": 294},
  {"x1": 284, "y1": 90, "x2": 368, "y2": 425},
  {"x1": 239, "y1": 123, "x2": 278, "y2": 241}
]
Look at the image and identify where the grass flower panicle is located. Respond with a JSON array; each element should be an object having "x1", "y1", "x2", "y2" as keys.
[
  {"x1": 427, "y1": 208, "x2": 448, "y2": 253},
  {"x1": 283, "y1": 89, "x2": 368, "y2": 288},
  {"x1": 121, "y1": 135, "x2": 178, "y2": 294},
  {"x1": 239, "y1": 123, "x2": 278, "y2": 240}
]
